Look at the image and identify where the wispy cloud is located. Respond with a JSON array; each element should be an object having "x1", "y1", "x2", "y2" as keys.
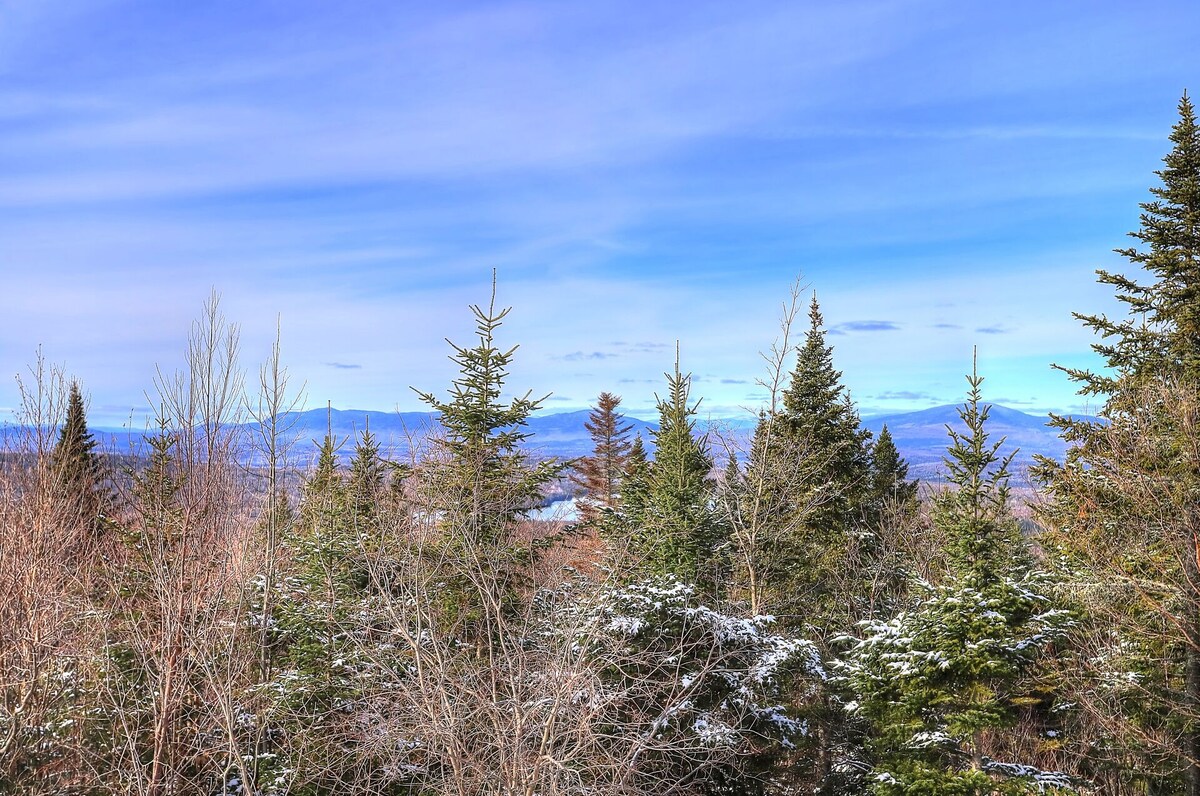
[
  {"x1": 558, "y1": 351, "x2": 615, "y2": 361},
  {"x1": 325, "y1": 362, "x2": 363, "y2": 370},
  {"x1": 975, "y1": 325, "x2": 1010, "y2": 335},
  {"x1": 831, "y1": 320, "x2": 902, "y2": 334},
  {"x1": 610, "y1": 341, "x2": 671, "y2": 353},
  {"x1": 873, "y1": 390, "x2": 940, "y2": 402}
]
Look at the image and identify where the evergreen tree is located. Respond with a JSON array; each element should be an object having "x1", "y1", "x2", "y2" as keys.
[
  {"x1": 637, "y1": 354, "x2": 727, "y2": 596},
  {"x1": 764, "y1": 295, "x2": 873, "y2": 631},
  {"x1": 867, "y1": 425, "x2": 918, "y2": 516},
  {"x1": 298, "y1": 428, "x2": 349, "y2": 549},
  {"x1": 266, "y1": 426, "x2": 377, "y2": 794},
  {"x1": 610, "y1": 433, "x2": 651, "y2": 547},
  {"x1": 936, "y1": 379, "x2": 1028, "y2": 586},
  {"x1": 780, "y1": 297, "x2": 873, "y2": 507},
  {"x1": 570, "y1": 392, "x2": 634, "y2": 524},
  {"x1": 414, "y1": 281, "x2": 561, "y2": 553},
  {"x1": 838, "y1": 368, "x2": 1074, "y2": 795},
  {"x1": 1035, "y1": 93, "x2": 1200, "y2": 793},
  {"x1": 347, "y1": 421, "x2": 386, "y2": 532},
  {"x1": 50, "y1": 380, "x2": 106, "y2": 530},
  {"x1": 413, "y1": 278, "x2": 564, "y2": 633},
  {"x1": 854, "y1": 424, "x2": 922, "y2": 620}
]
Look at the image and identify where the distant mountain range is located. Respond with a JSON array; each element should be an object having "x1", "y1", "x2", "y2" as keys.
[
  {"x1": 83, "y1": 403, "x2": 1088, "y2": 482},
  {"x1": 860, "y1": 404, "x2": 1086, "y2": 482}
]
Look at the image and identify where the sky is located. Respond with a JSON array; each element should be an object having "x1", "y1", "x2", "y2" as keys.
[{"x1": 2, "y1": 0, "x2": 1199, "y2": 428}]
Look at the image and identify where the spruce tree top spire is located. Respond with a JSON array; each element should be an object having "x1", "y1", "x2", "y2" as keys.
[
  {"x1": 53, "y1": 381, "x2": 98, "y2": 469},
  {"x1": 414, "y1": 273, "x2": 560, "y2": 548},
  {"x1": 937, "y1": 353, "x2": 1025, "y2": 586},
  {"x1": 414, "y1": 273, "x2": 543, "y2": 455},
  {"x1": 782, "y1": 293, "x2": 847, "y2": 437},
  {"x1": 1067, "y1": 92, "x2": 1200, "y2": 389}
]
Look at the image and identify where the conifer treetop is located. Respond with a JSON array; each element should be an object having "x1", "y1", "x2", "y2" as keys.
[
  {"x1": 413, "y1": 273, "x2": 546, "y2": 456},
  {"x1": 938, "y1": 353, "x2": 1025, "y2": 585},
  {"x1": 1064, "y1": 92, "x2": 1200, "y2": 391}
]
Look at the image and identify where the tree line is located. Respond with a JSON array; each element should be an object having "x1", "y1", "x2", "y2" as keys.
[{"x1": 2, "y1": 93, "x2": 1200, "y2": 795}]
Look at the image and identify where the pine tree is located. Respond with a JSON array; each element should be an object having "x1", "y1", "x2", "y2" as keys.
[
  {"x1": 765, "y1": 295, "x2": 873, "y2": 631},
  {"x1": 298, "y1": 426, "x2": 352, "y2": 567},
  {"x1": 414, "y1": 280, "x2": 561, "y2": 553},
  {"x1": 780, "y1": 297, "x2": 872, "y2": 502},
  {"x1": 838, "y1": 368, "x2": 1074, "y2": 795},
  {"x1": 936, "y1": 375, "x2": 1028, "y2": 586},
  {"x1": 853, "y1": 424, "x2": 922, "y2": 619},
  {"x1": 867, "y1": 425, "x2": 918, "y2": 514},
  {"x1": 50, "y1": 380, "x2": 106, "y2": 530},
  {"x1": 610, "y1": 433, "x2": 651, "y2": 546},
  {"x1": 570, "y1": 392, "x2": 634, "y2": 524},
  {"x1": 637, "y1": 353, "x2": 727, "y2": 596},
  {"x1": 348, "y1": 421, "x2": 386, "y2": 532},
  {"x1": 413, "y1": 278, "x2": 564, "y2": 632},
  {"x1": 1034, "y1": 93, "x2": 1200, "y2": 793},
  {"x1": 269, "y1": 425, "x2": 375, "y2": 793}
]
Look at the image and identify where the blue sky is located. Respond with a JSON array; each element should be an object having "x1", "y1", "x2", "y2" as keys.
[{"x1": 2, "y1": 1, "x2": 1197, "y2": 427}]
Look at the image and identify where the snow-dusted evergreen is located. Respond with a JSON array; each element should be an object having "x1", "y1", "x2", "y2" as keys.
[{"x1": 836, "y1": 367, "x2": 1077, "y2": 794}]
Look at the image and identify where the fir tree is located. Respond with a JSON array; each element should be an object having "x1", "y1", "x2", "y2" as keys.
[
  {"x1": 764, "y1": 295, "x2": 873, "y2": 631},
  {"x1": 297, "y1": 425, "x2": 353, "y2": 569},
  {"x1": 780, "y1": 297, "x2": 872, "y2": 497},
  {"x1": 413, "y1": 277, "x2": 564, "y2": 633},
  {"x1": 414, "y1": 279, "x2": 561, "y2": 553},
  {"x1": 1034, "y1": 93, "x2": 1200, "y2": 793},
  {"x1": 268, "y1": 424, "x2": 376, "y2": 793},
  {"x1": 347, "y1": 421, "x2": 386, "y2": 532},
  {"x1": 610, "y1": 433, "x2": 651, "y2": 546},
  {"x1": 570, "y1": 392, "x2": 634, "y2": 524},
  {"x1": 838, "y1": 368, "x2": 1074, "y2": 795},
  {"x1": 50, "y1": 380, "x2": 107, "y2": 530},
  {"x1": 936, "y1": 372, "x2": 1028, "y2": 586},
  {"x1": 867, "y1": 425, "x2": 918, "y2": 514},
  {"x1": 637, "y1": 353, "x2": 727, "y2": 596}
]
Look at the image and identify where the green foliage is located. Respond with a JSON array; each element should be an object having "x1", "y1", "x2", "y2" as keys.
[
  {"x1": 412, "y1": 280, "x2": 565, "y2": 640},
  {"x1": 348, "y1": 424, "x2": 386, "y2": 532},
  {"x1": 608, "y1": 433, "x2": 651, "y2": 541},
  {"x1": 635, "y1": 356, "x2": 728, "y2": 596},
  {"x1": 936, "y1": 369, "x2": 1028, "y2": 587},
  {"x1": 1034, "y1": 93, "x2": 1200, "y2": 792},
  {"x1": 50, "y1": 380, "x2": 108, "y2": 531},
  {"x1": 257, "y1": 431, "x2": 377, "y2": 795},
  {"x1": 838, "y1": 370, "x2": 1074, "y2": 794},
  {"x1": 413, "y1": 282, "x2": 562, "y2": 551},
  {"x1": 754, "y1": 295, "x2": 875, "y2": 631},
  {"x1": 867, "y1": 425, "x2": 918, "y2": 521}
]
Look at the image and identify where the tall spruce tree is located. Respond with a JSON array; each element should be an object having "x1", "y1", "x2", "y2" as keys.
[
  {"x1": 570, "y1": 392, "x2": 634, "y2": 524},
  {"x1": 867, "y1": 425, "x2": 918, "y2": 516},
  {"x1": 348, "y1": 421, "x2": 386, "y2": 532},
  {"x1": 838, "y1": 367, "x2": 1074, "y2": 795},
  {"x1": 50, "y1": 380, "x2": 107, "y2": 531},
  {"x1": 609, "y1": 433, "x2": 651, "y2": 548},
  {"x1": 413, "y1": 278, "x2": 563, "y2": 626},
  {"x1": 766, "y1": 295, "x2": 873, "y2": 631},
  {"x1": 415, "y1": 283, "x2": 560, "y2": 548},
  {"x1": 1035, "y1": 93, "x2": 1200, "y2": 793},
  {"x1": 637, "y1": 353, "x2": 727, "y2": 596}
]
